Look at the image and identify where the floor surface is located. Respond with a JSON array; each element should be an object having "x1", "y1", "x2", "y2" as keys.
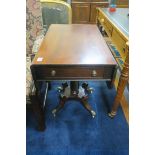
[{"x1": 26, "y1": 81, "x2": 129, "y2": 155}]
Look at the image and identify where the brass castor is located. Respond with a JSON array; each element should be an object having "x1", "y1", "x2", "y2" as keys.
[
  {"x1": 90, "y1": 110, "x2": 96, "y2": 118},
  {"x1": 52, "y1": 109, "x2": 57, "y2": 117},
  {"x1": 108, "y1": 111, "x2": 116, "y2": 118}
]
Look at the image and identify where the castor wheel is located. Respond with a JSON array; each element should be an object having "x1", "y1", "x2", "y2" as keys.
[
  {"x1": 108, "y1": 111, "x2": 116, "y2": 118},
  {"x1": 57, "y1": 86, "x2": 63, "y2": 92},
  {"x1": 90, "y1": 110, "x2": 96, "y2": 118},
  {"x1": 82, "y1": 82, "x2": 94, "y2": 94},
  {"x1": 87, "y1": 87, "x2": 94, "y2": 94},
  {"x1": 82, "y1": 82, "x2": 88, "y2": 89},
  {"x1": 52, "y1": 109, "x2": 57, "y2": 117}
]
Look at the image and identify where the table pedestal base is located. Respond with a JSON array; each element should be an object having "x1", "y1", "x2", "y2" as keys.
[{"x1": 52, "y1": 81, "x2": 96, "y2": 118}]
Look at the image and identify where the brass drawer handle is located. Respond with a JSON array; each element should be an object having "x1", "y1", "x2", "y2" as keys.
[
  {"x1": 101, "y1": 18, "x2": 104, "y2": 23},
  {"x1": 51, "y1": 70, "x2": 56, "y2": 76},
  {"x1": 92, "y1": 70, "x2": 97, "y2": 77}
]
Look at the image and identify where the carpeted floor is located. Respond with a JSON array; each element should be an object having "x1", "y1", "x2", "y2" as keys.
[{"x1": 26, "y1": 81, "x2": 129, "y2": 155}]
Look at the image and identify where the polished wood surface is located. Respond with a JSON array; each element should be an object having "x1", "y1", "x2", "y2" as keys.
[
  {"x1": 72, "y1": 0, "x2": 109, "y2": 24},
  {"x1": 31, "y1": 24, "x2": 117, "y2": 130},
  {"x1": 72, "y1": 3, "x2": 90, "y2": 24},
  {"x1": 32, "y1": 24, "x2": 116, "y2": 65},
  {"x1": 31, "y1": 65, "x2": 116, "y2": 80}
]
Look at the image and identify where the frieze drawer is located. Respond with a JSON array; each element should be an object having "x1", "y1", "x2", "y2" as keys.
[{"x1": 31, "y1": 65, "x2": 116, "y2": 80}]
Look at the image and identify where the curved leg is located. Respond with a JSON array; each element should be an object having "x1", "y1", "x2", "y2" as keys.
[
  {"x1": 80, "y1": 96, "x2": 96, "y2": 118},
  {"x1": 109, "y1": 44, "x2": 129, "y2": 118},
  {"x1": 52, "y1": 96, "x2": 67, "y2": 117},
  {"x1": 52, "y1": 81, "x2": 96, "y2": 118}
]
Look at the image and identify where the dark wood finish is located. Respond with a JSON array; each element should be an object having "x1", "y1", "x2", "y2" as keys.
[
  {"x1": 90, "y1": 2, "x2": 108, "y2": 23},
  {"x1": 30, "y1": 94, "x2": 45, "y2": 131},
  {"x1": 31, "y1": 65, "x2": 116, "y2": 80},
  {"x1": 52, "y1": 81, "x2": 96, "y2": 117},
  {"x1": 31, "y1": 25, "x2": 117, "y2": 128},
  {"x1": 32, "y1": 24, "x2": 116, "y2": 82},
  {"x1": 32, "y1": 24, "x2": 116, "y2": 65},
  {"x1": 106, "y1": 65, "x2": 118, "y2": 89},
  {"x1": 72, "y1": 3, "x2": 90, "y2": 24},
  {"x1": 47, "y1": 81, "x2": 51, "y2": 90}
]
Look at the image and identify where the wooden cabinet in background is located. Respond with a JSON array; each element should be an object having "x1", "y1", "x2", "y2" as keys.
[
  {"x1": 116, "y1": 0, "x2": 129, "y2": 8},
  {"x1": 72, "y1": 3, "x2": 90, "y2": 24},
  {"x1": 72, "y1": 0, "x2": 109, "y2": 24},
  {"x1": 90, "y1": 3, "x2": 108, "y2": 23}
]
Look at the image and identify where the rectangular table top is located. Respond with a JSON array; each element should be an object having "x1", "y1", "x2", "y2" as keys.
[
  {"x1": 100, "y1": 8, "x2": 129, "y2": 37},
  {"x1": 32, "y1": 24, "x2": 116, "y2": 66}
]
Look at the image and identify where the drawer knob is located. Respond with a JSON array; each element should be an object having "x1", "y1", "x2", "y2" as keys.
[
  {"x1": 51, "y1": 70, "x2": 56, "y2": 76},
  {"x1": 101, "y1": 19, "x2": 104, "y2": 23},
  {"x1": 92, "y1": 70, "x2": 97, "y2": 77}
]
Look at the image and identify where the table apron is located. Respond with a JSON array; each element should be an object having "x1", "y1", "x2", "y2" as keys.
[{"x1": 31, "y1": 65, "x2": 116, "y2": 81}]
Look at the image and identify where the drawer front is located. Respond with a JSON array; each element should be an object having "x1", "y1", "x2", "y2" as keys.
[
  {"x1": 32, "y1": 66, "x2": 115, "y2": 80},
  {"x1": 98, "y1": 11, "x2": 113, "y2": 36},
  {"x1": 104, "y1": 19, "x2": 113, "y2": 36},
  {"x1": 111, "y1": 28, "x2": 127, "y2": 60}
]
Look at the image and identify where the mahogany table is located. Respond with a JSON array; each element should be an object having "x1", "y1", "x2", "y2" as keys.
[{"x1": 31, "y1": 24, "x2": 117, "y2": 131}]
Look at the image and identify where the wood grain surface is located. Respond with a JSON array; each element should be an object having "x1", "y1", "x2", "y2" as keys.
[{"x1": 32, "y1": 24, "x2": 116, "y2": 66}]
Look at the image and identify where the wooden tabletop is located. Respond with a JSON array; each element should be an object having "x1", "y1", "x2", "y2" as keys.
[{"x1": 32, "y1": 24, "x2": 116, "y2": 65}]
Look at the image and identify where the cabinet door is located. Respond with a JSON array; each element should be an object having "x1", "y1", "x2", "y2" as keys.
[
  {"x1": 116, "y1": 0, "x2": 129, "y2": 7},
  {"x1": 90, "y1": 3, "x2": 109, "y2": 24},
  {"x1": 72, "y1": 3, "x2": 90, "y2": 24}
]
